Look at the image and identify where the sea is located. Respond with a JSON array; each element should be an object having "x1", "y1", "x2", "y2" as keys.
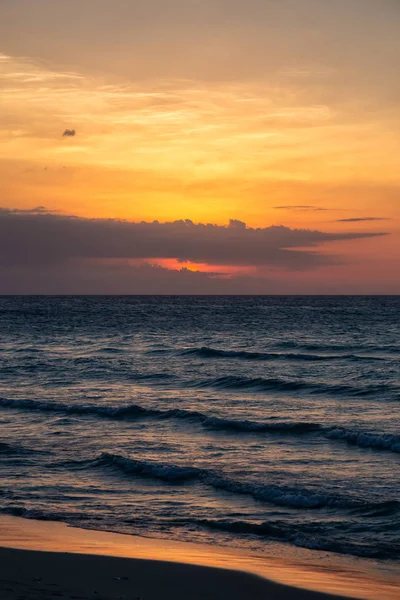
[{"x1": 0, "y1": 296, "x2": 399, "y2": 573}]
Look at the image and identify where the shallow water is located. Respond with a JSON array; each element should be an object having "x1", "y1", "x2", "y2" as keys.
[{"x1": 0, "y1": 296, "x2": 399, "y2": 567}]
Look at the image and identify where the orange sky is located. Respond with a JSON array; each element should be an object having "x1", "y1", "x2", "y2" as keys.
[{"x1": 0, "y1": 1, "x2": 399, "y2": 293}]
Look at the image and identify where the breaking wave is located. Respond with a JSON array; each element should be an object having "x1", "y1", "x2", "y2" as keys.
[
  {"x1": 326, "y1": 428, "x2": 400, "y2": 453},
  {"x1": 71, "y1": 452, "x2": 400, "y2": 513},
  {"x1": 182, "y1": 517, "x2": 400, "y2": 560}
]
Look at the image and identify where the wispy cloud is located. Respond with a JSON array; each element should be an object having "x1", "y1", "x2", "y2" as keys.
[
  {"x1": 2, "y1": 206, "x2": 52, "y2": 214},
  {"x1": 1, "y1": 52, "x2": 399, "y2": 223},
  {"x1": 335, "y1": 217, "x2": 390, "y2": 223},
  {"x1": 274, "y1": 205, "x2": 328, "y2": 211},
  {"x1": 0, "y1": 53, "x2": 345, "y2": 180}
]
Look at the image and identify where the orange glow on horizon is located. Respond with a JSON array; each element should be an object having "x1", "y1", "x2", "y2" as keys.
[{"x1": 146, "y1": 259, "x2": 255, "y2": 276}]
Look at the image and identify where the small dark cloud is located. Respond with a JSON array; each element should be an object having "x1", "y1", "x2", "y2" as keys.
[
  {"x1": 274, "y1": 205, "x2": 328, "y2": 211},
  {"x1": 62, "y1": 129, "x2": 76, "y2": 137},
  {"x1": 335, "y1": 217, "x2": 390, "y2": 223}
]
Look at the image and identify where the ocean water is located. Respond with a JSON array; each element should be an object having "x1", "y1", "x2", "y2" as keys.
[{"x1": 0, "y1": 296, "x2": 399, "y2": 569}]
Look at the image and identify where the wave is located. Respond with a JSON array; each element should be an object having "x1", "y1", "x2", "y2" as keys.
[
  {"x1": 0, "y1": 441, "x2": 32, "y2": 456},
  {"x1": 0, "y1": 441, "x2": 23, "y2": 455},
  {"x1": 0, "y1": 397, "x2": 165, "y2": 420},
  {"x1": 0, "y1": 442, "x2": 16, "y2": 455},
  {"x1": 2, "y1": 398, "x2": 398, "y2": 453},
  {"x1": 202, "y1": 416, "x2": 323, "y2": 434},
  {"x1": 96, "y1": 453, "x2": 206, "y2": 483},
  {"x1": 350, "y1": 500, "x2": 400, "y2": 518},
  {"x1": 13, "y1": 347, "x2": 44, "y2": 354},
  {"x1": 186, "y1": 518, "x2": 400, "y2": 560},
  {"x1": 326, "y1": 428, "x2": 400, "y2": 453},
  {"x1": 0, "y1": 504, "x2": 89, "y2": 524},
  {"x1": 134, "y1": 372, "x2": 175, "y2": 381},
  {"x1": 191, "y1": 375, "x2": 396, "y2": 397},
  {"x1": 0, "y1": 398, "x2": 322, "y2": 433},
  {"x1": 1, "y1": 503, "x2": 398, "y2": 561},
  {"x1": 83, "y1": 453, "x2": 398, "y2": 512},
  {"x1": 161, "y1": 409, "x2": 322, "y2": 435},
  {"x1": 181, "y1": 346, "x2": 383, "y2": 362},
  {"x1": 97, "y1": 347, "x2": 127, "y2": 354},
  {"x1": 275, "y1": 340, "x2": 400, "y2": 355}
]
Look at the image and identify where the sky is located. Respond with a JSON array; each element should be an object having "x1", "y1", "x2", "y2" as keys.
[{"x1": 0, "y1": 0, "x2": 399, "y2": 293}]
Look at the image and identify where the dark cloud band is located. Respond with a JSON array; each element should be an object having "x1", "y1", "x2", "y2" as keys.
[{"x1": 0, "y1": 208, "x2": 386, "y2": 270}]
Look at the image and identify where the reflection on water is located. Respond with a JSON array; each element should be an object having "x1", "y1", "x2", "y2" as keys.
[{"x1": 0, "y1": 296, "x2": 399, "y2": 579}]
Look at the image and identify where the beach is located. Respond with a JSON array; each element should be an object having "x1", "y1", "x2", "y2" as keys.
[
  {"x1": 0, "y1": 546, "x2": 338, "y2": 600},
  {"x1": 1, "y1": 515, "x2": 399, "y2": 600}
]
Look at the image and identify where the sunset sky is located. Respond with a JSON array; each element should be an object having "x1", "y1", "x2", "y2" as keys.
[{"x1": 1, "y1": 0, "x2": 399, "y2": 293}]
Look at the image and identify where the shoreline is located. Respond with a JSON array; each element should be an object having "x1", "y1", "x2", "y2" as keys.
[
  {"x1": 0, "y1": 516, "x2": 399, "y2": 599},
  {"x1": 0, "y1": 546, "x2": 344, "y2": 600}
]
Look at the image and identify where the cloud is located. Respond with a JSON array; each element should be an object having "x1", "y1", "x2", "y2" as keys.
[
  {"x1": 62, "y1": 129, "x2": 76, "y2": 137},
  {"x1": 335, "y1": 217, "x2": 390, "y2": 223},
  {"x1": 0, "y1": 208, "x2": 386, "y2": 273},
  {"x1": 228, "y1": 219, "x2": 247, "y2": 230},
  {"x1": 1, "y1": 206, "x2": 57, "y2": 215},
  {"x1": 274, "y1": 205, "x2": 328, "y2": 211}
]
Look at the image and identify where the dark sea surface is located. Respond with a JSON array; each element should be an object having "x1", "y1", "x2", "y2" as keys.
[{"x1": 0, "y1": 296, "x2": 399, "y2": 569}]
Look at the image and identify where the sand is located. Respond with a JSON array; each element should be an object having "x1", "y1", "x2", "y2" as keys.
[
  {"x1": 0, "y1": 546, "x2": 345, "y2": 600},
  {"x1": 0, "y1": 516, "x2": 398, "y2": 600}
]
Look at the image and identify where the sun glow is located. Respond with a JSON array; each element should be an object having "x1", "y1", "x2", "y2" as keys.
[
  {"x1": 1, "y1": 53, "x2": 399, "y2": 227},
  {"x1": 146, "y1": 259, "x2": 255, "y2": 276}
]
